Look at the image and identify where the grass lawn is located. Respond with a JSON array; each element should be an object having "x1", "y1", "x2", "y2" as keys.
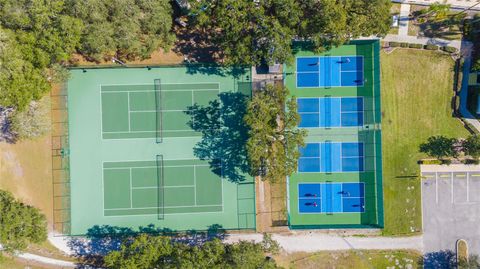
[
  {"x1": 381, "y1": 49, "x2": 470, "y2": 235},
  {"x1": 275, "y1": 250, "x2": 422, "y2": 269},
  {"x1": 0, "y1": 257, "x2": 52, "y2": 269},
  {"x1": 0, "y1": 131, "x2": 53, "y2": 226}
]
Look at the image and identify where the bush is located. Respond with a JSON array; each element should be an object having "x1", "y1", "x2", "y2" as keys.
[
  {"x1": 441, "y1": 46, "x2": 458, "y2": 53},
  {"x1": 472, "y1": 59, "x2": 480, "y2": 72},
  {"x1": 389, "y1": 41, "x2": 401, "y2": 47},
  {"x1": 463, "y1": 158, "x2": 480, "y2": 165},
  {"x1": 424, "y1": 44, "x2": 439, "y2": 50},
  {"x1": 400, "y1": 42, "x2": 409, "y2": 48},
  {"x1": 408, "y1": 43, "x2": 423, "y2": 49},
  {"x1": 420, "y1": 159, "x2": 442, "y2": 165},
  {"x1": 441, "y1": 159, "x2": 452, "y2": 165}
]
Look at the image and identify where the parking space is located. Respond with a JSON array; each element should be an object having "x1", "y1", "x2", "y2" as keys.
[{"x1": 421, "y1": 170, "x2": 480, "y2": 255}]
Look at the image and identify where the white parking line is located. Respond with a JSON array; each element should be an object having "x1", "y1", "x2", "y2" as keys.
[
  {"x1": 435, "y1": 172, "x2": 439, "y2": 204},
  {"x1": 451, "y1": 172, "x2": 454, "y2": 204},
  {"x1": 467, "y1": 172, "x2": 470, "y2": 202}
]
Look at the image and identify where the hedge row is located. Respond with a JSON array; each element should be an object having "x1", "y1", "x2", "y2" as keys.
[{"x1": 387, "y1": 42, "x2": 457, "y2": 53}]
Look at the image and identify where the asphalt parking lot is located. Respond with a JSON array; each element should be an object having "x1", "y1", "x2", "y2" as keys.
[{"x1": 422, "y1": 171, "x2": 480, "y2": 256}]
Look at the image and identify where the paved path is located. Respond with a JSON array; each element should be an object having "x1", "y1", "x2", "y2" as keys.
[
  {"x1": 392, "y1": 0, "x2": 480, "y2": 11},
  {"x1": 399, "y1": 4, "x2": 411, "y2": 37},
  {"x1": 225, "y1": 233, "x2": 423, "y2": 253}
]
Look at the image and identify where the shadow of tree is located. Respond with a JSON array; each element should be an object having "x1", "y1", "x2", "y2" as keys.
[
  {"x1": 421, "y1": 250, "x2": 457, "y2": 269},
  {"x1": 0, "y1": 107, "x2": 17, "y2": 143},
  {"x1": 68, "y1": 224, "x2": 227, "y2": 267},
  {"x1": 186, "y1": 92, "x2": 250, "y2": 183}
]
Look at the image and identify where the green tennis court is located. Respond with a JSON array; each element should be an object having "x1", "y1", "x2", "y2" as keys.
[
  {"x1": 103, "y1": 159, "x2": 223, "y2": 217},
  {"x1": 101, "y1": 83, "x2": 221, "y2": 139},
  {"x1": 67, "y1": 66, "x2": 255, "y2": 235}
]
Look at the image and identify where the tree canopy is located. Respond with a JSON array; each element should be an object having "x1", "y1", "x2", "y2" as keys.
[
  {"x1": 244, "y1": 84, "x2": 306, "y2": 182},
  {"x1": 419, "y1": 135, "x2": 457, "y2": 159},
  {"x1": 0, "y1": 0, "x2": 83, "y2": 69},
  {"x1": 0, "y1": 29, "x2": 49, "y2": 110},
  {"x1": 190, "y1": 0, "x2": 391, "y2": 65},
  {"x1": 463, "y1": 135, "x2": 480, "y2": 159},
  {"x1": 191, "y1": 0, "x2": 301, "y2": 66},
  {"x1": 0, "y1": 189, "x2": 47, "y2": 253},
  {"x1": 66, "y1": 0, "x2": 175, "y2": 61},
  {"x1": 104, "y1": 234, "x2": 279, "y2": 269}
]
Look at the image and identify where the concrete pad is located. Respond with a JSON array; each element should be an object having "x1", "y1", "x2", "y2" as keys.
[{"x1": 421, "y1": 167, "x2": 480, "y2": 256}]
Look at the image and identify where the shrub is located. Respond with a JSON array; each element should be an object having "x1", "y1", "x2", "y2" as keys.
[
  {"x1": 400, "y1": 42, "x2": 409, "y2": 48},
  {"x1": 424, "y1": 44, "x2": 439, "y2": 50},
  {"x1": 463, "y1": 158, "x2": 480, "y2": 165},
  {"x1": 441, "y1": 46, "x2": 457, "y2": 53},
  {"x1": 389, "y1": 41, "x2": 401, "y2": 47},
  {"x1": 441, "y1": 159, "x2": 452, "y2": 165},
  {"x1": 420, "y1": 159, "x2": 442, "y2": 165},
  {"x1": 408, "y1": 43, "x2": 423, "y2": 49}
]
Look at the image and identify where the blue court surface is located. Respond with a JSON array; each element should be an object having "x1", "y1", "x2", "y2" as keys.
[
  {"x1": 298, "y1": 182, "x2": 365, "y2": 213},
  {"x1": 296, "y1": 56, "x2": 364, "y2": 88},
  {"x1": 298, "y1": 97, "x2": 363, "y2": 128},
  {"x1": 298, "y1": 142, "x2": 364, "y2": 173}
]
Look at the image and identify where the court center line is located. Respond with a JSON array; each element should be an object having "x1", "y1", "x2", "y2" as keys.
[
  {"x1": 193, "y1": 165, "x2": 197, "y2": 206},
  {"x1": 129, "y1": 168, "x2": 133, "y2": 208},
  {"x1": 127, "y1": 92, "x2": 131, "y2": 132}
]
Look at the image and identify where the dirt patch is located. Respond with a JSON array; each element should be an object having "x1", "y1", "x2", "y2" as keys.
[{"x1": 0, "y1": 133, "x2": 53, "y2": 227}]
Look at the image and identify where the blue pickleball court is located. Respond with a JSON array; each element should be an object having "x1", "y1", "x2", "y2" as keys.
[
  {"x1": 298, "y1": 182, "x2": 365, "y2": 213},
  {"x1": 296, "y1": 56, "x2": 364, "y2": 88},
  {"x1": 297, "y1": 97, "x2": 364, "y2": 128},
  {"x1": 298, "y1": 142, "x2": 364, "y2": 173}
]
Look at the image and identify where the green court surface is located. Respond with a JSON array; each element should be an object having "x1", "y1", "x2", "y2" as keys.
[
  {"x1": 67, "y1": 66, "x2": 255, "y2": 235},
  {"x1": 285, "y1": 40, "x2": 384, "y2": 228}
]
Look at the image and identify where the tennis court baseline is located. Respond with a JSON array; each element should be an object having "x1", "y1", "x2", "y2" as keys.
[
  {"x1": 103, "y1": 158, "x2": 223, "y2": 217},
  {"x1": 298, "y1": 142, "x2": 364, "y2": 173},
  {"x1": 101, "y1": 83, "x2": 220, "y2": 139},
  {"x1": 296, "y1": 56, "x2": 364, "y2": 88},
  {"x1": 298, "y1": 182, "x2": 365, "y2": 213},
  {"x1": 298, "y1": 97, "x2": 364, "y2": 128}
]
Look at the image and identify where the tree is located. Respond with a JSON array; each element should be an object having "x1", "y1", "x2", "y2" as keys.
[
  {"x1": 0, "y1": 190, "x2": 47, "y2": 253},
  {"x1": 0, "y1": 28, "x2": 49, "y2": 110},
  {"x1": 298, "y1": 0, "x2": 392, "y2": 52},
  {"x1": 423, "y1": 2, "x2": 451, "y2": 21},
  {"x1": 190, "y1": 0, "x2": 301, "y2": 66},
  {"x1": 472, "y1": 59, "x2": 480, "y2": 72},
  {"x1": 66, "y1": 0, "x2": 175, "y2": 61},
  {"x1": 0, "y1": 0, "x2": 83, "y2": 69},
  {"x1": 244, "y1": 84, "x2": 306, "y2": 182},
  {"x1": 104, "y1": 235, "x2": 279, "y2": 268},
  {"x1": 463, "y1": 135, "x2": 480, "y2": 159},
  {"x1": 419, "y1": 135, "x2": 457, "y2": 159}
]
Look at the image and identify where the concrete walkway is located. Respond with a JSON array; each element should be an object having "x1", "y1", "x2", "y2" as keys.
[
  {"x1": 224, "y1": 233, "x2": 423, "y2": 253},
  {"x1": 399, "y1": 4, "x2": 411, "y2": 37},
  {"x1": 392, "y1": 0, "x2": 480, "y2": 11}
]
